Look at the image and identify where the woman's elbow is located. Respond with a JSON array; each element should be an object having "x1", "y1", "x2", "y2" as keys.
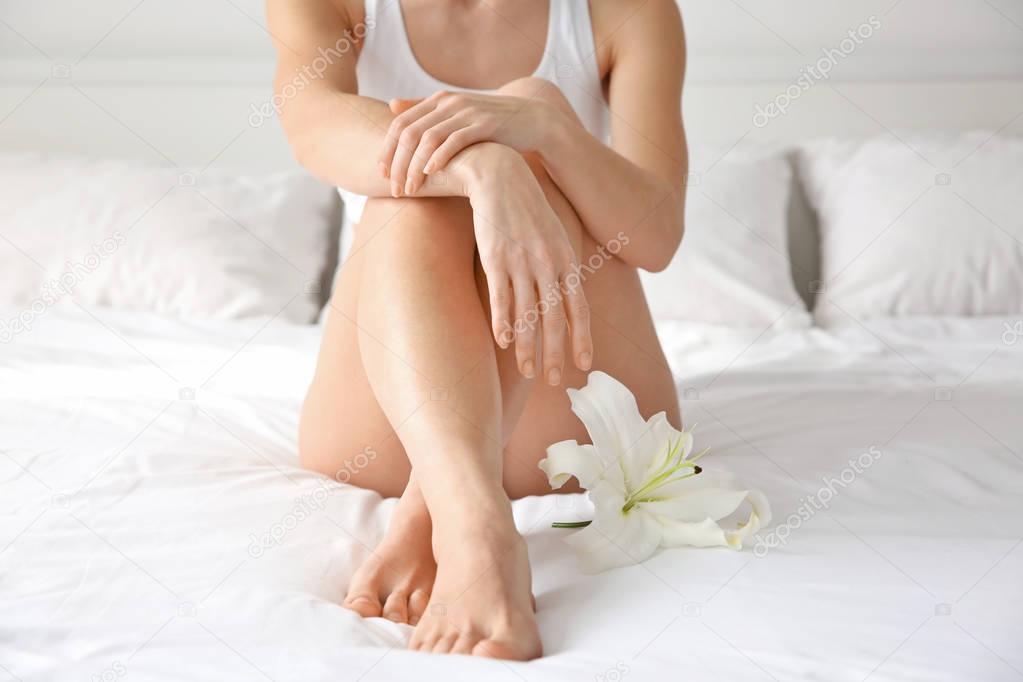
[
  {"x1": 639, "y1": 233, "x2": 681, "y2": 273},
  {"x1": 279, "y1": 109, "x2": 312, "y2": 166},
  {"x1": 638, "y1": 201, "x2": 684, "y2": 273}
]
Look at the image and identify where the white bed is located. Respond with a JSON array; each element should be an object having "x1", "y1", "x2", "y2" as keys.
[
  {"x1": 3, "y1": 303, "x2": 1021, "y2": 681},
  {"x1": 3, "y1": 3, "x2": 1023, "y2": 679}
]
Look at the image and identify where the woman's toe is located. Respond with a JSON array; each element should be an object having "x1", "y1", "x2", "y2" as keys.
[
  {"x1": 451, "y1": 633, "x2": 477, "y2": 655},
  {"x1": 382, "y1": 590, "x2": 410, "y2": 623},
  {"x1": 407, "y1": 589, "x2": 430, "y2": 625},
  {"x1": 411, "y1": 630, "x2": 438, "y2": 652},
  {"x1": 343, "y1": 592, "x2": 382, "y2": 618},
  {"x1": 431, "y1": 632, "x2": 459, "y2": 654},
  {"x1": 409, "y1": 622, "x2": 436, "y2": 652}
]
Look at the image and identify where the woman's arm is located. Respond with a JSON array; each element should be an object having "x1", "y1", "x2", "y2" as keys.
[
  {"x1": 376, "y1": 0, "x2": 687, "y2": 272},
  {"x1": 267, "y1": 0, "x2": 592, "y2": 375},
  {"x1": 538, "y1": 0, "x2": 687, "y2": 273},
  {"x1": 267, "y1": 0, "x2": 483, "y2": 198}
]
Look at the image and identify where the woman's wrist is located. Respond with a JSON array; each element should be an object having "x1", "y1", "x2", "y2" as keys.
[
  {"x1": 532, "y1": 105, "x2": 573, "y2": 170},
  {"x1": 529, "y1": 99, "x2": 567, "y2": 155},
  {"x1": 451, "y1": 141, "x2": 530, "y2": 197}
]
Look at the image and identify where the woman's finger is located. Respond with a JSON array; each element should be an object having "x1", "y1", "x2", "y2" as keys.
[
  {"x1": 561, "y1": 270, "x2": 592, "y2": 371},
  {"x1": 537, "y1": 274, "x2": 567, "y2": 386},
  {"x1": 405, "y1": 117, "x2": 471, "y2": 195},
  {"x1": 378, "y1": 96, "x2": 440, "y2": 181},
  {"x1": 424, "y1": 126, "x2": 488, "y2": 176},
  {"x1": 389, "y1": 98, "x2": 423, "y2": 115},
  {"x1": 511, "y1": 276, "x2": 538, "y2": 379},
  {"x1": 487, "y1": 270, "x2": 514, "y2": 350},
  {"x1": 388, "y1": 108, "x2": 453, "y2": 197}
]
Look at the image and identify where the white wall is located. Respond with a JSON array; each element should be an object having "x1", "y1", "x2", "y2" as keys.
[
  {"x1": 1, "y1": 0, "x2": 1021, "y2": 166},
  {"x1": 3, "y1": 1, "x2": 1022, "y2": 76},
  {"x1": 680, "y1": 0, "x2": 1023, "y2": 81}
]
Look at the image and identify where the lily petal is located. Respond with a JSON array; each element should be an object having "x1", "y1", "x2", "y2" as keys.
[
  {"x1": 589, "y1": 478, "x2": 629, "y2": 535},
  {"x1": 657, "y1": 516, "x2": 734, "y2": 548},
  {"x1": 539, "y1": 441, "x2": 602, "y2": 490},
  {"x1": 560, "y1": 374, "x2": 646, "y2": 490},
  {"x1": 656, "y1": 488, "x2": 772, "y2": 550},
  {"x1": 566, "y1": 508, "x2": 662, "y2": 573},
  {"x1": 641, "y1": 487, "x2": 750, "y2": 522},
  {"x1": 724, "y1": 489, "x2": 772, "y2": 547}
]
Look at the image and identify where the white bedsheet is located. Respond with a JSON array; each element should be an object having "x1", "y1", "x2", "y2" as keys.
[{"x1": 2, "y1": 305, "x2": 1021, "y2": 681}]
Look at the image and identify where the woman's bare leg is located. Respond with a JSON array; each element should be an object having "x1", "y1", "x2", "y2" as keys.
[
  {"x1": 347, "y1": 188, "x2": 539, "y2": 659},
  {"x1": 299, "y1": 194, "x2": 544, "y2": 629},
  {"x1": 302, "y1": 186, "x2": 675, "y2": 656},
  {"x1": 298, "y1": 79, "x2": 678, "y2": 658}
]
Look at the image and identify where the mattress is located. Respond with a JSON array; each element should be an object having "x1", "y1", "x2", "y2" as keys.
[{"x1": 2, "y1": 306, "x2": 1021, "y2": 681}]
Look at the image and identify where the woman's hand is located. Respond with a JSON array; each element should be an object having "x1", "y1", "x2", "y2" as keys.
[
  {"x1": 378, "y1": 90, "x2": 552, "y2": 198},
  {"x1": 460, "y1": 143, "x2": 592, "y2": 384}
]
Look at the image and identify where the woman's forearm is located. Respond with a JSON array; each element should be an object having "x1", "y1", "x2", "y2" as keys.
[
  {"x1": 536, "y1": 110, "x2": 685, "y2": 273},
  {"x1": 280, "y1": 84, "x2": 478, "y2": 199}
]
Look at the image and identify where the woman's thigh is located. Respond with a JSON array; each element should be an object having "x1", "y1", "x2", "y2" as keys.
[
  {"x1": 300, "y1": 192, "x2": 679, "y2": 500},
  {"x1": 298, "y1": 197, "x2": 443, "y2": 497},
  {"x1": 498, "y1": 155, "x2": 681, "y2": 497},
  {"x1": 501, "y1": 230, "x2": 681, "y2": 499}
]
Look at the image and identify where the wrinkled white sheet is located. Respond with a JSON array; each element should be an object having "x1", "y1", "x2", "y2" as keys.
[{"x1": 2, "y1": 305, "x2": 1021, "y2": 681}]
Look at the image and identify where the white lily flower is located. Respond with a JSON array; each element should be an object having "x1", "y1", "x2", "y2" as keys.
[{"x1": 539, "y1": 371, "x2": 771, "y2": 573}]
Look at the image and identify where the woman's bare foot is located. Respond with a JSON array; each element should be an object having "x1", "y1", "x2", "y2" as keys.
[
  {"x1": 343, "y1": 486, "x2": 436, "y2": 624},
  {"x1": 409, "y1": 516, "x2": 542, "y2": 660}
]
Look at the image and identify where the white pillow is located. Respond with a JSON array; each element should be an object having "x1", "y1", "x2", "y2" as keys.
[
  {"x1": 799, "y1": 133, "x2": 1023, "y2": 324},
  {"x1": 0, "y1": 153, "x2": 340, "y2": 323},
  {"x1": 639, "y1": 147, "x2": 811, "y2": 328}
]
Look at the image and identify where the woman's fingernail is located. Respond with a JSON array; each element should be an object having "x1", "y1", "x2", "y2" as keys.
[
  {"x1": 580, "y1": 352, "x2": 592, "y2": 370},
  {"x1": 405, "y1": 180, "x2": 414, "y2": 195},
  {"x1": 523, "y1": 360, "x2": 535, "y2": 378},
  {"x1": 391, "y1": 182, "x2": 400, "y2": 197},
  {"x1": 548, "y1": 367, "x2": 561, "y2": 385},
  {"x1": 378, "y1": 162, "x2": 388, "y2": 177},
  {"x1": 423, "y1": 163, "x2": 433, "y2": 174}
]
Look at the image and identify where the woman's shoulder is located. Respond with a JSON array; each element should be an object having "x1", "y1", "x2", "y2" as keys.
[{"x1": 589, "y1": 0, "x2": 684, "y2": 74}]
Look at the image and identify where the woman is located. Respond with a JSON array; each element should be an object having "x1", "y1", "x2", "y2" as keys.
[{"x1": 268, "y1": 0, "x2": 687, "y2": 660}]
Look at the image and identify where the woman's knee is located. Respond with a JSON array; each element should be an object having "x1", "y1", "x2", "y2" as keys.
[
  {"x1": 360, "y1": 195, "x2": 477, "y2": 267},
  {"x1": 298, "y1": 401, "x2": 411, "y2": 497}
]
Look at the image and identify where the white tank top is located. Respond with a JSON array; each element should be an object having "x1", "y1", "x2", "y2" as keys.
[
  {"x1": 356, "y1": 0, "x2": 609, "y2": 140},
  {"x1": 338, "y1": 0, "x2": 610, "y2": 233}
]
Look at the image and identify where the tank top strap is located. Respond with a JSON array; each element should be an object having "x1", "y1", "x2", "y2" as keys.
[
  {"x1": 550, "y1": 0, "x2": 600, "y2": 68},
  {"x1": 361, "y1": 0, "x2": 404, "y2": 53}
]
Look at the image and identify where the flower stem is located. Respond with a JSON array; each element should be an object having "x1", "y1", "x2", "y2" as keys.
[{"x1": 551, "y1": 520, "x2": 593, "y2": 528}]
